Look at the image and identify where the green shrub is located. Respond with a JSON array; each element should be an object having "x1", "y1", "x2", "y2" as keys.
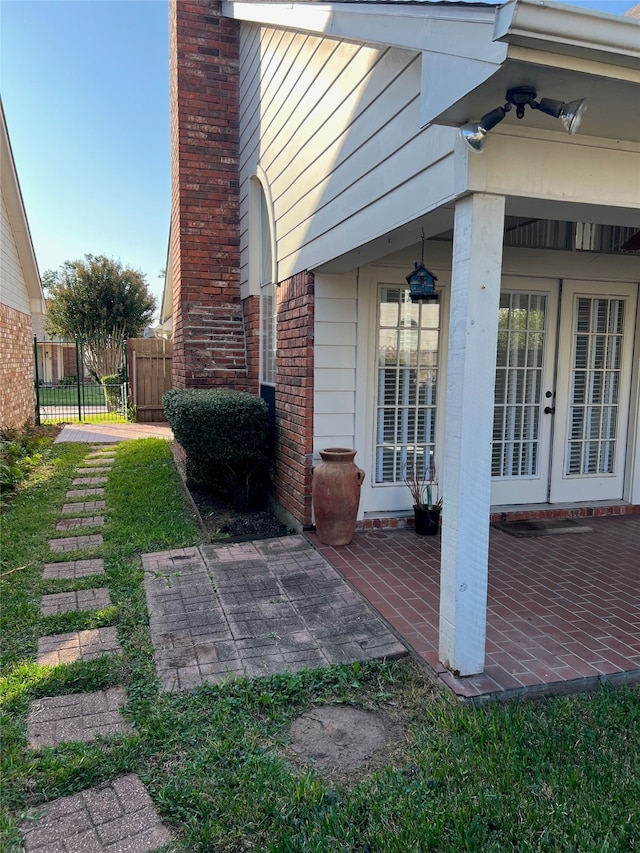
[
  {"x1": 101, "y1": 374, "x2": 122, "y2": 412},
  {"x1": 163, "y1": 389, "x2": 272, "y2": 509},
  {"x1": 58, "y1": 374, "x2": 77, "y2": 386},
  {"x1": 0, "y1": 423, "x2": 56, "y2": 506}
]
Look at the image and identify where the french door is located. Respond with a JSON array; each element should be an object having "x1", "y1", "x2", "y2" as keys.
[
  {"x1": 491, "y1": 279, "x2": 637, "y2": 506},
  {"x1": 550, "y1": 281, "x2": 637, "y2": 503}
]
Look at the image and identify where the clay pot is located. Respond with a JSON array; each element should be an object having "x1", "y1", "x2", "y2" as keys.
[{"x1": 312, "y1": 448, "x2": 365, "y2": 546}]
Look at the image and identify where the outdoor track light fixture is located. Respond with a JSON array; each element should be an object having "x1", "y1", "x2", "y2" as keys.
[{"x1": 460, "y1": 86, "x2": 588, "y2": 153}]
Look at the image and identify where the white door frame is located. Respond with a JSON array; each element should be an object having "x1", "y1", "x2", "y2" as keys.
[
  {"x1": 490, "y1": 277, "x2": 559, "y2": 506},
  {"x1": 550, "y1": 280, "x2": 638, "y2": 503}
]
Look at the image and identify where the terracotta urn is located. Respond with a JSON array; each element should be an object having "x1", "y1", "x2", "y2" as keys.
[{"x1": 312, "y1": 448, "x2": 365, "y2": 546}]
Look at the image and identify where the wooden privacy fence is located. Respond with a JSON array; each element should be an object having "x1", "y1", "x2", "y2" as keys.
[{"x1": 128, "y1": 338, "x2": 173, "y2": 422}]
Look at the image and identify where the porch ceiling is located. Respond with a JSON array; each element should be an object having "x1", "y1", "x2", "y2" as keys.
[{"x1": 430, "y1": 59, "x2": 640, "y2": 145}]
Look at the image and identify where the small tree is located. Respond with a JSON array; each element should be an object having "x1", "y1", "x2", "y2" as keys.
[{"x1": 44, "y1": 254, "x2": 156, "y2": 380}]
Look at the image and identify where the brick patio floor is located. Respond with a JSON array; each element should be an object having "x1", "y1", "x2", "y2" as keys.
[{"x1": 307, "y1": 513, "x2": 640, "y2": 701}]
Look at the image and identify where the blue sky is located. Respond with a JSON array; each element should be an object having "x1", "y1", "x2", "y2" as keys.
[{"x1": 1, "y1": 0, "x2": 637, "y2": 319}]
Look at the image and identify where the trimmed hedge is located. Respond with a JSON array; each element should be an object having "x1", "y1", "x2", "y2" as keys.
[{"x1": 163, "y1": 388, "x2": 272, "y2": 509}]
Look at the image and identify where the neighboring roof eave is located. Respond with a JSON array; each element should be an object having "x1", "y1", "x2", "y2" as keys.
[{"x1": 0, "y1": 100, "x2": 45, "y2": 309}]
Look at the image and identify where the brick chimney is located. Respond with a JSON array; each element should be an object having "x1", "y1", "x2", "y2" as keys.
[{"x1": 169, "y1": 0, "x2": 246, "y2": 389}]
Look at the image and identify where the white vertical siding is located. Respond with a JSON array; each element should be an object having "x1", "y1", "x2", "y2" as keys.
[
  {"x1": 0, "y1": 191, "x2": 31, "y2": 315},
  {"x1": 313, "y1": 273, "x2": 358, "y2": 454},
  {"x1": 238, "y1": 23, "x2": 457, "y2": 286}
]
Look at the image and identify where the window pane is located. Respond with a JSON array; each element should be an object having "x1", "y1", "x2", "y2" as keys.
[{"x1": 375, "y1": 286, "x2": 440, "y2": 483}]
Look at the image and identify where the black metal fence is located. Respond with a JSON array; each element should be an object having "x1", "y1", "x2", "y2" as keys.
[{"x1": 34, "y1": 337, "x2": 129, "y2": 424}]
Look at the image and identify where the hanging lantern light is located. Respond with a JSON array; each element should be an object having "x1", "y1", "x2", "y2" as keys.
[{"x1": 406, "y1": 230, "x2": 438, "y2": 303}]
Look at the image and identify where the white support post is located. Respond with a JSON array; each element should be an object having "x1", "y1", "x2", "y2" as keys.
[{"x1": 439, "y1": 192, "x2": 505, "y2": 676}]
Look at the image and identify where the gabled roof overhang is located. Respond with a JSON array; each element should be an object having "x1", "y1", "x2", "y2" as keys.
[{"x1": 223, "y1": 0, "x2": 640, "y2": 143}]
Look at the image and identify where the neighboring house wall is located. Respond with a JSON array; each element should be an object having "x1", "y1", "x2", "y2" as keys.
[
  {"x1": 169, "y1": 0, "x2": 246, "y2": 390},
  {"x1": 0, "y1": 302, "x2": 34, "y2": 429},
  {"x1": 0, "y1": 189, "x2": 35, "y2": 429},
  {"x1": 1, "y1": 192, "x2": 31, "y2": 315}
]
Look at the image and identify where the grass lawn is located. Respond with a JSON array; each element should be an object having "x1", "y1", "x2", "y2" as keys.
[
  {"x1": 37, "y1": 384, "x2": 107, "y2": 407},
  {"x1": 1, "y1": 439, "x2": 638, "y2": 852}
]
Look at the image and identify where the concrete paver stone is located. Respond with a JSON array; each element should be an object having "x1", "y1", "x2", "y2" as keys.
[
  {"x1": 66, "y1": 488, "x2": 106, "y2": 498},
  {"x1": 42, "y1": 559, "x2": 105, "y2": 580},
  {"x1": 37, "y1": 627, "x2": 122, "y2": 666},
  {"x1": 26, "y1": 687, "x2": 132, "y2": 748},
  {"x1": 72, "y1": 477, "x2": 109, "y2": 486},
  {"x1": 56, "y1": 517, "x2": 105, "y2": 531},
  {"x1": 142, "y1": 535, "x2": 406, "y2": 691},
  {"x1": 61, "y1": 501, "x2": 106, "y2": 515},
  {"x1": 19, "y1": 774, "x2": 172, "y2": 852},
  {"x1": 40, "y1": 588, "x2": 111, "y2": 616},
  {"x1": 49, "y1": 534, "x2": 104, "y2": 553}
]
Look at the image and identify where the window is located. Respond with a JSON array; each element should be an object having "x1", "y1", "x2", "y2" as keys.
[
  {"x1": 375, "y1": 286, "x2": 440, "y2": 484},
  {"x1": 258, "y1": 185, "x2": 276, "y2": 385}
]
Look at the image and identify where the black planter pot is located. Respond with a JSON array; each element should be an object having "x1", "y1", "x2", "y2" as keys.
[{"x1": 413, "y1": 505, "x2": 440, "y2": 536}]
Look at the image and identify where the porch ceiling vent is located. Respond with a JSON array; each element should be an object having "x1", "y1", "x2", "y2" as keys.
[{"x1": 460, "y1": 86, "x2": 588, "y2": 153}]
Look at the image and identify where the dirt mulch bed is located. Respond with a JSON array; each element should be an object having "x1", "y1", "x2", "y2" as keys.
[{"x1": 187, "y1": 485, "x2": 290, "y2": 543}]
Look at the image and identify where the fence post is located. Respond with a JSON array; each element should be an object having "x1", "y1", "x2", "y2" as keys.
[
  {"x1": 33, "y1": 336, "x2": 41, "y2": 426},
  {"x1": 75, "y1": 339, "x2": 83, "y2": 422}
]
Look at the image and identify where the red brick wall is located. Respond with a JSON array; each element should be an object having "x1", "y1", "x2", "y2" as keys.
[
  {"x1": 242, "y1": 294, "x2": 260, "y2": 395},
  {"x1": 0, "y1": 303, "x2": 35, "y2": 429},
  {"x1": 274, "y1": 272, "x2": 315, "y2": 527},
  {"x1": 169, "y1": 0, "x2": 246, "y2": 390}
]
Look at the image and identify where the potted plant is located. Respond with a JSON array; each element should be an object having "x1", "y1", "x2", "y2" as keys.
[{"x1": 403, "y1": 457, "x2": 442, "y2": 536}]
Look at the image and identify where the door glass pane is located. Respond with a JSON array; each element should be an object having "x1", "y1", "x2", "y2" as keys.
[
  {"x1": 492, "y1": 292, "x2": 547, "y2": 478},
  {"x1": 566, "y1": 297, "x2": 625, "y2": 475},
  {"x1": 375, "y1": 286, "x2": 440, "y2": 483}
]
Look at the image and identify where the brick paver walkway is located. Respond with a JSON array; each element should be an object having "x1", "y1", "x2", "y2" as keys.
[
  {"x1": 26, "y1": 687, "x2": 132, "y2": 748},
  {"x1": 143, "y1": 535, "x2": 406, "y2": 691},
  {"x1": 19, "y1": 774, "x2": 172, "y2": 852},
  {"x1": 40, "y1": 588, "x2": 111, "y2": 616},
  {"x1": 42, "y1": 559, "x2": 105, "y2": 580},
  {"x1": 71, "y1": 476, "x2": 109, "y2": 486},
  {"x1": 37, "y1": 627, "x2": 122, "y2": 666}
]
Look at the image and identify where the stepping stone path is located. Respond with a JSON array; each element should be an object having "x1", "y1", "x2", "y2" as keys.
[
  {"x1": 26, "y1": 687, "x2": 132, "y2": 747},
  {"x1": 23, "y1": 443, "x2": 173, "y2": 852},
  {"x1": 56, "y1": 516, "x2": 105, "y2": 531},
  {"x1": 40, "y1": 588, "x2": 111, "y2": 616},
  {"x1": 19, "y1": 773, "x2": 172, "y2": 852}
]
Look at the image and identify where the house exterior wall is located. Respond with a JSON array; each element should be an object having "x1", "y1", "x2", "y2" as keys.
[
  {"x1": 169, "y1": 0, "x2": 246, "y2": 391},
  {"x1": 339, "y1": 242, "x2": 640, "y2": 521},
  {"x1": 274, "y1": 271, "x2": 315, "y2": 527},
  {"x1": 237, "y1": 22, "x2": 458, "y2": 288},
  {"x1": 0, "y1": 302, "x2": 34, "y2": 429},
  {"x1": 313, "y1": 274, "x2": 358, "y2": 456}
]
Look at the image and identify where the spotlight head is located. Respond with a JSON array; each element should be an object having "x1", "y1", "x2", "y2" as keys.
[
  {"x1": 459, "y1": 106, "x2": 507, "y2": 153},
  {"x1": 558, "y1": 98, "x2": 588, "y2": 135},
  {"x1": 533, "y1": 96, "x2": 588, "y2": 134},
  {"x1": 460, "y1": 122, "x2": 487, "y2": 153}
]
